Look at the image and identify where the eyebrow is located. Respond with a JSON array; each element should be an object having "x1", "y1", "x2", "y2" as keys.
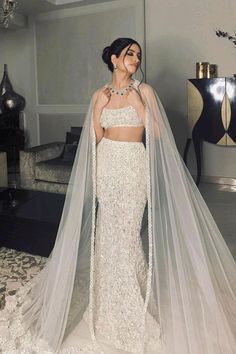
[{"x1": 127, "y1": 49, "x2": 141, "y2": 54}]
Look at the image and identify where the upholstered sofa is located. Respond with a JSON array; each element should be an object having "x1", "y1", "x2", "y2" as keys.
[
  {"x1": 20, "y1": 128, "x2": 82, "y2": 194},
  {"x1": 0, "y1": 151, "x2": 8, "y2": 188}
]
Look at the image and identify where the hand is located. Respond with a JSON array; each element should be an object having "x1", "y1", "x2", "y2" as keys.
[{"x1": 94, "y1": 86, "x2": 111, "y2": 111}]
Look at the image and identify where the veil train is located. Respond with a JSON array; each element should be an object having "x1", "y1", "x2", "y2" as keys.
[{"x1": 0, "y1": 82, "x2": 235, "y2": 354}]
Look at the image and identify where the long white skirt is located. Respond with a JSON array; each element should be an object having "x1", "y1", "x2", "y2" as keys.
[{"x1": 61, "y1": 137, "x2": 161, "y2": 353}]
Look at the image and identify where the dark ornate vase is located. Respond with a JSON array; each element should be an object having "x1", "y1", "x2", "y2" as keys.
[
  {"x1": 0, "y1": 64, "x2": 26, "y2": 164},
  {"x1": 0, "y1": 95, "x2": 3, "y2": 114},
  {"x1": 0, "y1": 64, "x2": 26, "y2": 113}
]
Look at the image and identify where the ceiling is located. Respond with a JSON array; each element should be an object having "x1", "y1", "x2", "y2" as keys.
[{"x1": 15, "y1": 0, "x2": 117, "y2": 15}]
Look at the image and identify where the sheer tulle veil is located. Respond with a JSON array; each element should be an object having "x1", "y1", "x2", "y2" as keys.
[{"x1": 0, "y1": 81, "x2": 235, "y2": 354}]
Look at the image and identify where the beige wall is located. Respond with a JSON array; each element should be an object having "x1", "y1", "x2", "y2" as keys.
[
  {"x1": 0, "y1": 0, "x2": 144, "y2": 146},
  {"x1": 146, "y1": 0, "x2": 236, "y2": 178},
  {"x1": 1, "y1": 0, "x2": 236, "y2": 179}
]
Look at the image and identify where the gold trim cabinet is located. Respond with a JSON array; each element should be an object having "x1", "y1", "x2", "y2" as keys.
[{"x1": 184, "y1": 77, "x2": 236, "y2": 185}]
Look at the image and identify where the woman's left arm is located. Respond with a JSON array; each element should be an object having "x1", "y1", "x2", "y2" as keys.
[{"x1": 126, "y1": 87, "x2": 146, "y2": 123}]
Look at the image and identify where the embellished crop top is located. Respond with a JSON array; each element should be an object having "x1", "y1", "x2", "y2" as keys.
[{"x1": 100, "y1": 105, "x2": 144, "y2": 129}]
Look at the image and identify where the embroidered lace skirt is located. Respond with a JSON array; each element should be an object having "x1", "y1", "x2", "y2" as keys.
[
  {"x1": 82, "y1": 137, "x2": 160, "y2": 352},
  {"x1": 94, "y1": 137, "x2": 148, "y2": 350},
  {"x1": 62, "y1": 137, "x2": 161, "y2": 353}
]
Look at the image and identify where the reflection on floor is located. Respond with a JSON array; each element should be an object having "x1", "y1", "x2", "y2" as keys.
[
  {"x1": 0, "y1": 188, "x2": 65, "y2": 257},
  {"x1": 199, "y1": 182, "x2": 236, "y2": 260}
]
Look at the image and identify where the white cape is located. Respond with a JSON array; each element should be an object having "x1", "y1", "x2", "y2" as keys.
[{"x1": 0, "y1": 82, "x2": 235, "y2": 354}]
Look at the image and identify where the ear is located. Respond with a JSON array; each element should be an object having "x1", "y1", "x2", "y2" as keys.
[{"x1": 111, "y1": 54, "x2": 118, "y2": 66}]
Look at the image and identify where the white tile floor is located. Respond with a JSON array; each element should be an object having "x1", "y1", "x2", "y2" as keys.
[{"x1": 199, "y1": 182, "x2": 236, "y2": 260}]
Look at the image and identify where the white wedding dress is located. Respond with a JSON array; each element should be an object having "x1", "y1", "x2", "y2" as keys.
[{"x1": 61, "y1": 104, "x2": 162, "y2": 353}]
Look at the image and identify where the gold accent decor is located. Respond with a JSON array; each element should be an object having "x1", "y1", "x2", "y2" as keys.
[
  {"x1": 209, "y1": 64, "x2": 217, "y2": 78},
  {"x1": 217, "y1": 133, "x2": 227, "y2": 145},
  {"x1": 196, "y1": 62, "x2": 218, "y2": 79},
  {"x1": 196, "y1": 62, "x2": 210, "y2": 78},
  {"x1": 221, "y1": 94, "x2": 231, "y2": 131},
  {"x1": 187, "y1": 81, "x2": 203, "y2": 138}
]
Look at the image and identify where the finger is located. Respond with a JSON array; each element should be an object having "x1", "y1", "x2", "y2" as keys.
[
  {"x1": 128, "y1": 87, "x2": 135, "y2": 92},
  {"x1": 102, "y1": 89, "x2": 111, "y2": 96},
  {"x1": 102, "y1": 86, "x2": 110, "y2": 93}
]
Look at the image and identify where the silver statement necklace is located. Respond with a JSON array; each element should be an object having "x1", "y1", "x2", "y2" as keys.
[{"x1": 108, "y1": 80, "x2": 134, "y2": 96}]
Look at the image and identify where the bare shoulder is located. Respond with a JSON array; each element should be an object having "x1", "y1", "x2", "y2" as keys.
[
  {"x1": 138, "y1": 82, "x2": 154, "y2": 95},
  {"x1": 91, "y1": 88, "x2": 102, "y2": 103},
  {"x1": 92, "y1": 84, "x2": 108, "y2": 101},
  {"x1": 92, "y1": 89, "x2": 99, "y2": 101}
]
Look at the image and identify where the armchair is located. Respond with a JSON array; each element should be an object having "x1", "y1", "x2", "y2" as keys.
[
  {"x1": 20, "y1": 127, "x2": 82, "y2": 194},
  {"x1": 20, "y1": 142, "x2": 70, "y2": 194}
]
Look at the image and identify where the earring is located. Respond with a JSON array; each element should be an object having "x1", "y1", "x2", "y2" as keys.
[{"x1": 114, "y1": 64, "x2": 117, "y2": 70}]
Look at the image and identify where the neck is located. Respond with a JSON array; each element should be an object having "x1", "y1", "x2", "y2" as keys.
[{"x1": 111, "y1": 72, "x2": 133, "y2": 89}]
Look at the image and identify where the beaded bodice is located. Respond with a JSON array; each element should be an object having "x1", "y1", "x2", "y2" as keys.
[{"x1": 100, "y1": 105, "x2": 143, "y2": 129}]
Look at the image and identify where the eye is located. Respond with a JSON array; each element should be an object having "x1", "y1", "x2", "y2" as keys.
[{"x1": 127, "y1": 51, "x2": 133, "y2": 56}]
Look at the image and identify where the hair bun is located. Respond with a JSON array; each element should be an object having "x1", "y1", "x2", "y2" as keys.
[{"x1": 102, "y1": 46, "x2": 110, "y2": 64}]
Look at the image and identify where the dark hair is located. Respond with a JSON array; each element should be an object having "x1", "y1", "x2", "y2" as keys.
[{"x1": 102, "y1": 37, "x2": 142, "y2": 73}]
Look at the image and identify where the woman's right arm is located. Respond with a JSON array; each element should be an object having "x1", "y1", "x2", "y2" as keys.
[
  {"x1": 93, "y1": 101, "x2": 104, "y2": 144},
  {"x1": 92, "y1": 87, "x2": 111, "y2": 144}
]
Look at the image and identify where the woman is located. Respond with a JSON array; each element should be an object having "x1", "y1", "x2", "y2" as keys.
[{"x1": 0, "y1": 38, "x2": 236, "y2": 354}]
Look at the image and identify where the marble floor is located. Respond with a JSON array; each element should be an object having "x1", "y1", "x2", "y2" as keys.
[{"x1": 199, "y1": 182, "x2": 236, "y2": 260}]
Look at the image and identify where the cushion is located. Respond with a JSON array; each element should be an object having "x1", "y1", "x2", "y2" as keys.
[
  {"x1": 70, "y1": 126, "x2": 83, "y2": 137},
  {"x1": 66, "y1": 131, "x2": 81, "y2": 144},
  {"x1": 61, "y1": 144, "x2": 77, "y2": 162}
]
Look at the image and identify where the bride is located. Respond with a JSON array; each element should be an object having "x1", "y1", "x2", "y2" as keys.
[{"x1": 0, "y1": 37, "x2": 236, "y2": 354}]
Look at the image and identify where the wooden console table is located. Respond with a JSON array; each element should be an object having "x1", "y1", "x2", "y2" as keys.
[{"x1": 184, "y1": 77, "x2": 236, "y2": 185}]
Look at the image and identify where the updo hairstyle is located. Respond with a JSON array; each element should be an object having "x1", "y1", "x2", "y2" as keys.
[{"x1": 102, "y1": 37, "x2": 142, "y2": 72}]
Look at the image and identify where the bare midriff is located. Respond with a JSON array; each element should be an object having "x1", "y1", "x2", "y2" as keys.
[{"x1": 103, "y1": 126, "x2": 145, "y2": 142}]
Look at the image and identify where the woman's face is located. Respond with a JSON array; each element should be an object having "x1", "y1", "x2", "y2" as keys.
[{"x1": 112, "y1": 43, "x2": 141, "y2": 74}]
